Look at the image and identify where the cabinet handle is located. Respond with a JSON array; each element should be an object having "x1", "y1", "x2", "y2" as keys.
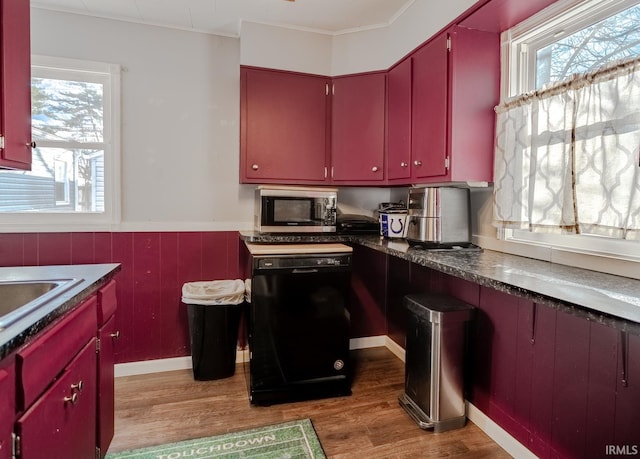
[
  {"x1": 71, "y1": 381, "x2": 84, "y2": 393},
  {"x1": 371, "y1": 166, "x2": 379, "y2": 172},
  {"x1": 400, "y1": 162, "x2": 408, "y2": 168},
  {"x1": 64, "y1": 392, "x2": 79, "y2": 405},
  {"x1": 111, "y1": 330, "x2": 121, "y2": 339},
  {"x1": 251, "y1": 164, "x2": 259, "y2": 171},
  {"x1": 414, "y1": 160, "x2": 422, "y2": 167},
  {"x1": 621, "y1": 331, "x2": 629, "y2": 387}
]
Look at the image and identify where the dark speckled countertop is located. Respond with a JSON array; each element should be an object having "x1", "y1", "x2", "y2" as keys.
[
  {"x1": 0, "y1": 263, "x2": 121, "y2": 360},
  {"x1": 240, "y1": 232, "x2": 640, "y2": 334}
]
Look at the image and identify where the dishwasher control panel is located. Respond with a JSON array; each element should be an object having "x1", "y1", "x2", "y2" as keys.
[{"x1": 254, "y1": 253, "x2": 352, "y2": 271}]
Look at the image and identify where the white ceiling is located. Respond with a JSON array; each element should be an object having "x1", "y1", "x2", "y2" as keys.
[{"x1": 30, "y1": 0, "x2": 416, "y2": 37}]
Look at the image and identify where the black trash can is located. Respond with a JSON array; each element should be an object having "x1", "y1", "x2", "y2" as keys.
[{"x1": 182, "y1": 279, "x2": 245, "y2": 381}]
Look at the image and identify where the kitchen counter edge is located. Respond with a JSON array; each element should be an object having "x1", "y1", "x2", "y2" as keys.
[
  {"x1": 0, "y1": 263, "x2": 122, "y2": 360},
  {"x1": 240, "y1": 232, "x2": 640, "y2": 335}
]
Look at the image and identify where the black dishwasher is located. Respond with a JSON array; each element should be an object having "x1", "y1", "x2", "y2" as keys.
[{"x1": 246, "y1": 245, "x2": 352, "y2": 405}]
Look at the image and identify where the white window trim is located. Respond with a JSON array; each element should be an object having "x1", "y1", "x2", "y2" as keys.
[
  {"x1": 0, "y1": 55, "x2": 121, "y2": 232},
  {"x1": 493, "y1": 0, "x2": 640, "y2": 280}
]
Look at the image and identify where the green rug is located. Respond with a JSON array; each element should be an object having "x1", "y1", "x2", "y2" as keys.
[{"x1": 106, "y1": 418, "x2": 326, "y2": 459}]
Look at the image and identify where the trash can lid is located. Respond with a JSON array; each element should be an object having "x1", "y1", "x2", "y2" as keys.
[
  {"x1": 182, "y1": 279, "x2": 245, "y2": 305},
  {"x1": 404, "y1": 293, "x2": 474, "y2": 323}
]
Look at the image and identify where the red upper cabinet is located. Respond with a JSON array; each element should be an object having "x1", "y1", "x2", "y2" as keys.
[
  {"x1": 458, "y1": 0, "x2": 560, "y2": 33},
  {"x1": 406, "y1": 26, "x2": 499, "y2": 185},
  {"x1": 330, "y1": 72, "x2": 386, "y2": 183},
  {"x1": 240, "y1": 67, "x2": 330, "y2": 184},
  {"x1": 447, "y1": 26, "x2": 499, "y2": 183},
  {"x1": 0, "y1": 0, "x2": 32, "y2": 170},
  {"x1": 386, "y1": 58, "x2": 412, "y2": 182},
  {"x1": 411, "y1": 33, "x2": 449, "y2": 181}
]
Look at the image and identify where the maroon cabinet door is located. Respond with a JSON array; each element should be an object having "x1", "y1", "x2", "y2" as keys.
[
  {"x1": 0, "y1": 0, "x2": 32, "y2": 170},
  {"x1": 613, "y1": 331, "x2": 640, "y2": 447},
  {"x1": 411, "y1": 33, "x2": 448, "y2": 181},
  {"x1": 97, "y1": 315, "x2": 117, "y2": 458},
  {"x1": 387, "y1": 58, "x2": 412, "y2": 182},
  {"x1": 331, "y1": 72, "x2": 386, "y2": 183},
  {"x1": 97, "y1": 280, "x2": 118, "y2": 458},
  {"x1": 240, "y1": 67, "x2": 330, "y2": 184},
  {"x1": 17, "y1": 296, "x2": 97, "y2": 410},
  {"x1": 447, "y1": 26, "x2": 499, "y2": 183},
  {"x1": 410, "y1": 26, "x2": 499, "y2": 184},
  {"x1": 16, "y1": 339, "x2": 98, "y2": 459},
  {"x1": 0, "y1": 363, "x2": 15, "y2": 459}
]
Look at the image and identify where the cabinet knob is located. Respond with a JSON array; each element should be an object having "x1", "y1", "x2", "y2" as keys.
[
  {"x1": 371, "y1": 166, "x2": 379, "y2": 172},
  {"x1": 71, "y1": 381, "x2": 84, "y2": 393},
  {"x1": 414, "y1": 160, "x2": 422, "y2": 167},
  {"x1": 400, "y1": 162, "x2": 408, "y2": 168},
  {"x1": 27, "y1": 141, "x2": 37, "y2": 149},
  {"x1": 111, "y1": 330, "x2": 121, "y2": 339},
  {"x1": 64, "y1": 392, "x2": 79, "y2": 405},
  {"x1": 251, "y1": 164, "x2": 259, "y2": 171}
]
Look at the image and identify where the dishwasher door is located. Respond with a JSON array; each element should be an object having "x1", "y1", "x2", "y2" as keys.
[{"x1": 248, "y1": 252, "x2": 352, "y2": 405}]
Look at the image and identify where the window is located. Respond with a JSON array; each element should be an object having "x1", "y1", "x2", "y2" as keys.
[
  {"x1": 494, "y1": 0, "x2": 640, "y2": 266},
  {"x1": 0, "y1": 56, "x2": 120, "y2": 230}
]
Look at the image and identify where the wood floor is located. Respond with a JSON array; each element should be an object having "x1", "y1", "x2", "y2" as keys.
[{"x1": 109, "y1": 347, "x2": 510, "y2": 458}]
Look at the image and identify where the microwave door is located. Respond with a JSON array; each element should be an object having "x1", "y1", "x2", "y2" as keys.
[
  {"x1": 258, "y1": 195, "x2": 336, "y2": 233},
  {"x1": 273, "y1": 198, "x2": 314, "y2": 225}
]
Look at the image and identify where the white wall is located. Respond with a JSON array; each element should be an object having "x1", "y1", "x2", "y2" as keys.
[
  {"x1": 30, "y1": 5, "x2": 480, "y2": 231},
  {"x1": 331, "y1": 0, "x2": 477, "y2": 75},
  {"x1": 240, "y1": 0, "x2": 478, "y2": 76},
  {"x1": 239, "y1": 21, "x2": 333, "y2": 76},
  {"x1": 31, "y1": 8, "x2": 255, "y2": 231}
]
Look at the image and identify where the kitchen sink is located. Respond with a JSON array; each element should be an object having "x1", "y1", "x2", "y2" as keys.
[{"x1": 0, "y1": 278, "x2": 83, "y2": 331}]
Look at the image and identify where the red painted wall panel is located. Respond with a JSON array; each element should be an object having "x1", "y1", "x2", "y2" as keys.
[
  {"x1": 38, "y1": 233, "x2": 72, "y2": 266},
  {"x1": 0, "y1": 233, "x2": 24, "y2": 266},
  {"x1": 0, "y1": 231, "x2": 242, "y2": 364}
]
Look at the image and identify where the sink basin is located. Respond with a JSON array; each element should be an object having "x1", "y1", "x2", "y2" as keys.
[{"x1": 0, "y1": 278, "x2": 83, "y2": 331}]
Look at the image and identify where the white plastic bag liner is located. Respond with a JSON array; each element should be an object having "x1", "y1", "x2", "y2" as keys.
[
  {"x1": 244, "y1": 278, "x2": 251, "y2": 303},
  {"x1": 182, "y1": 279, "x2": 245, "y2": 305}
]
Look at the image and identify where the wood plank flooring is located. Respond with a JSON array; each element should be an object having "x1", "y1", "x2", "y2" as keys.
[{"x1": 109, "y1": 347, "x2": 510, "y2": 458}]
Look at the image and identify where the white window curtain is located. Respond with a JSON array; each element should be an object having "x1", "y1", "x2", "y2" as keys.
[{"x1": 493, "y1": 57, "x2": 640, "y2": 241}]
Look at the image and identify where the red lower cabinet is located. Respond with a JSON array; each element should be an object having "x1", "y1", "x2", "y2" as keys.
[
  {"x1": 16, "y1": 339, "x2": 97, "y2": 459},
  {"x1": 97, "y1": 315, "x2": 117, "y2": 457},
  {"x1": 0, "y1": 363, "x2": 15, "y2": 459},
  {"x1": 97, "y1": 280, "x2": 118, "y2": 458},
  {"x1": 8, "y1": 279, "x2": 119, "y2": 459}
]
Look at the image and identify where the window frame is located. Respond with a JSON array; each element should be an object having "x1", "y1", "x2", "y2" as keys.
[
  {"x1": 0, "y1": 55, "x2": 121, "y2": 231},
  {"x1": 497, "y1": 0, "x2": 640, "y2": 274}
]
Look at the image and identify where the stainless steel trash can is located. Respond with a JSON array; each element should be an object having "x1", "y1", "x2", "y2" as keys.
[{"x1": 399, "y1": 293, "x2": 474, "y2": 432}]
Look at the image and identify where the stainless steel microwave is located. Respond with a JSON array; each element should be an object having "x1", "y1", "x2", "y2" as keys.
[{"x1": 254, "y1": 186, "x2": 338, "y2": 233}]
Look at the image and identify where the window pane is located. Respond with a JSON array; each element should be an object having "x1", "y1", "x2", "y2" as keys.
[
  {"x1": 32, "y1": 77, "x2": 104, "y2": 142},
  {"x1": 535, "y1": 4, "x2": 640, "y2": 88},
  {"x1": 0, "y1": 148, "x2": 105, "y2": 213}
]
